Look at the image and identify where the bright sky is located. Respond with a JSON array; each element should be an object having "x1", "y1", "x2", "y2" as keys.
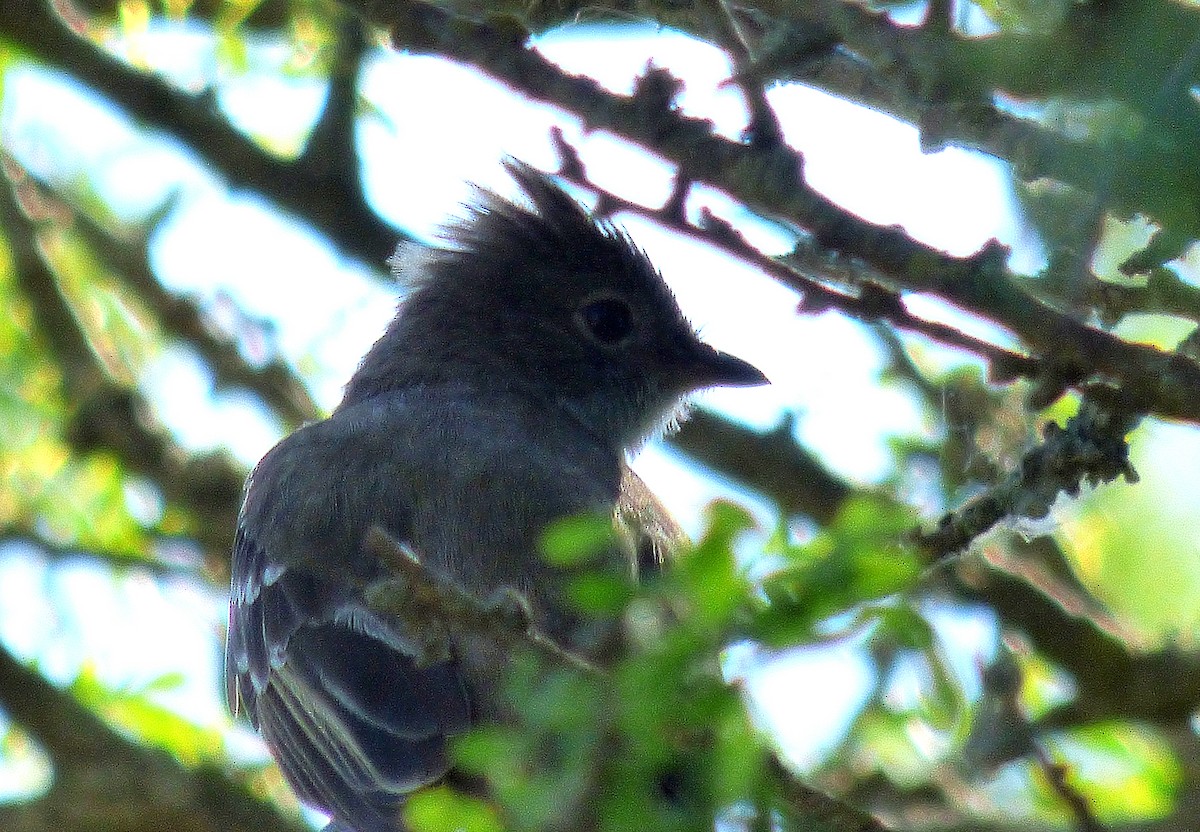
[{"x1": 0, "y1": 18, "x2": 1036, "y2": 805}]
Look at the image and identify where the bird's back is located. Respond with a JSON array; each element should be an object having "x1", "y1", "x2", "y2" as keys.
[{"x1": 225, "y1": 384, "x2": 625, "y2": 831}]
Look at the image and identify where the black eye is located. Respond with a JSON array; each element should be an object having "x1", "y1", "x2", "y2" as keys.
[{"x1": 580, "y1": 297, "x2": 633, "y2": 344}]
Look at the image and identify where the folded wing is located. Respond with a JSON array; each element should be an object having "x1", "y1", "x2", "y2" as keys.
[{"x1": 226, "y1": 528, "x2": 472, "y2": 832}]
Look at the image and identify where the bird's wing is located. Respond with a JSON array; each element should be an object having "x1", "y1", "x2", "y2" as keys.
[
  {"x1": 615, "y1": 463, "x2": 689, "y2": 579},
  {"x1": 226, "y1": 525, "x2": 472, "y2": 832},
  {"x1": 223, "y1": 391, "x2": 626, "y2": 830}
]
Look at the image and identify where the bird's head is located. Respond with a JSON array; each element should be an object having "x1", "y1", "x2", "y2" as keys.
[{"x1": 341, "y1": 161, "x2": 768, "y2": 448}]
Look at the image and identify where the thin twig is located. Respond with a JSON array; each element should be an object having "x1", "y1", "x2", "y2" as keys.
[
  {"x1": 548, "y1": 130, "x2": 1039, "y2": 384},
  {"x1": 1032, "y1": 744, "x2": 1107, "y2": 832}
]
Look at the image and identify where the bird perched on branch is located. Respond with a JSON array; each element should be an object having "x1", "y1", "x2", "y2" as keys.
[{"x1": 224, "y1": 161, "x2": 768, "y2": 831}]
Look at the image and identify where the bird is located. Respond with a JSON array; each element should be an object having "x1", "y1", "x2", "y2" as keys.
[{"x1": 224, "y1": 160, "x2": 768, "y2": 832}]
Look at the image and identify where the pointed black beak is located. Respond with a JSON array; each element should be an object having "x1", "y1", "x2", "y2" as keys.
[{"x1": 688, "y1": 346, "x2": 770, "y2": 388}]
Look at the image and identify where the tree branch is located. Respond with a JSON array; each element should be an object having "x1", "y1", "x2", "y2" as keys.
[
  {"x1": 548, "y1": 139, "x2": 1040, "y2": 385},
  {"x1": 20, "y1": 165, "x2": 320, "y2": 429},
  {"x1": 914, "y1": 390, "x2": 1141, "y2": 561},
  {"x1": 0, "y1": 527, "x2": 206, "y2": 581},
  {"x1": 668, "y1": 408, "x2": 1200, "y2": 730},
  {"x1": 0, "y1": 640, "x2": 304, "y2": 832},
  {"x1": 357, "y1": 0, "x2": 1200, "y2": 426},
  {"x1": 0, "y1": 0, "x2": 403, "y2": 268},
  {"x1": 1, "y1": 159, "x2": 245, "y2": 564}
]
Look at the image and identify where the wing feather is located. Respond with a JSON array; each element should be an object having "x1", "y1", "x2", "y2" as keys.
[{"x1": 226, "y1": 524, "x2": 471, "y2": 830}]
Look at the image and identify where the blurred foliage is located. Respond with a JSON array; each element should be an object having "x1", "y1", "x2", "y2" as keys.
[
  {"x1": 0, "y1": 241, "x2": 152, "y2": 559},
  {"x1": 1048, "y1": 722, "x2": 1180, "y2": 823},
  {"x1": 70, "y1": 666, "x2": 225, "y2": 764},
  {"x1": 1059, "y1": 422, "x2": 1200, "y2": 646},
  {"x1": 424, "y1": 505, "x2": 774, "y2": 832}
]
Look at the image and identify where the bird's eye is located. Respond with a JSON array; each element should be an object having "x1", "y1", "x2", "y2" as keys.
[{"x1": 580, "y1": 297, "x2": 634, "y2": 344}]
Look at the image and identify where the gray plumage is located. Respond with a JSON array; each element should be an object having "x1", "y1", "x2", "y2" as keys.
[{"x1": 224, "y1": 162, "x2": 767, "y2": 832}]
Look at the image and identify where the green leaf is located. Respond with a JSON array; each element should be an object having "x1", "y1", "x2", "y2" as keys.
[
  {"x1": 921, "y1": 650, "x2": 965, "y2": 731},
  {"x1": 406, "y1": 786, "x2": 505, "y2": 832},
  {"x1": 711, "y1": 704, "x2": 766, "y2": 804},
  {"x1": 452, "y1": 726, "x2": 517, "y2": 775},
  {"x1": 674, "y1": 501, "x2": 755, "y2": 631},
  {"x1": 540, "y1": 512, "x2": 615, "y2": 566},
  {"x1": 750, "y1": 495, "x2": 922, "y2": 648},
  {"x1": 567, "y1": 572, "x2": 632, "y2": 615},
  {"x1": 869, "y1": 606, "x2": 934, "y2": 651},
  {"x1": 1041, "y1": 722, "x2": 1181, "y2": 823},
  {"x1": 69, "y1": 665, "x2": 222, "y2": 764}
]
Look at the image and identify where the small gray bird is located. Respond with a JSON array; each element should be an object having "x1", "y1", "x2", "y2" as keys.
[{"x1": 225, "y1": 162, "x2": 767, "y2": 832}]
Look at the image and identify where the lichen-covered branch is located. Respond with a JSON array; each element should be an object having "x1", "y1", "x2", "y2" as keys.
[{"x1": 914, "y1": 390, "x2": 1141, "y2": 561}]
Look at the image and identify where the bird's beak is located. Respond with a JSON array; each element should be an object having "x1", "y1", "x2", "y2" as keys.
[{"x1": 686, "y1": 345, "x2": 770, "y2": 388}]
